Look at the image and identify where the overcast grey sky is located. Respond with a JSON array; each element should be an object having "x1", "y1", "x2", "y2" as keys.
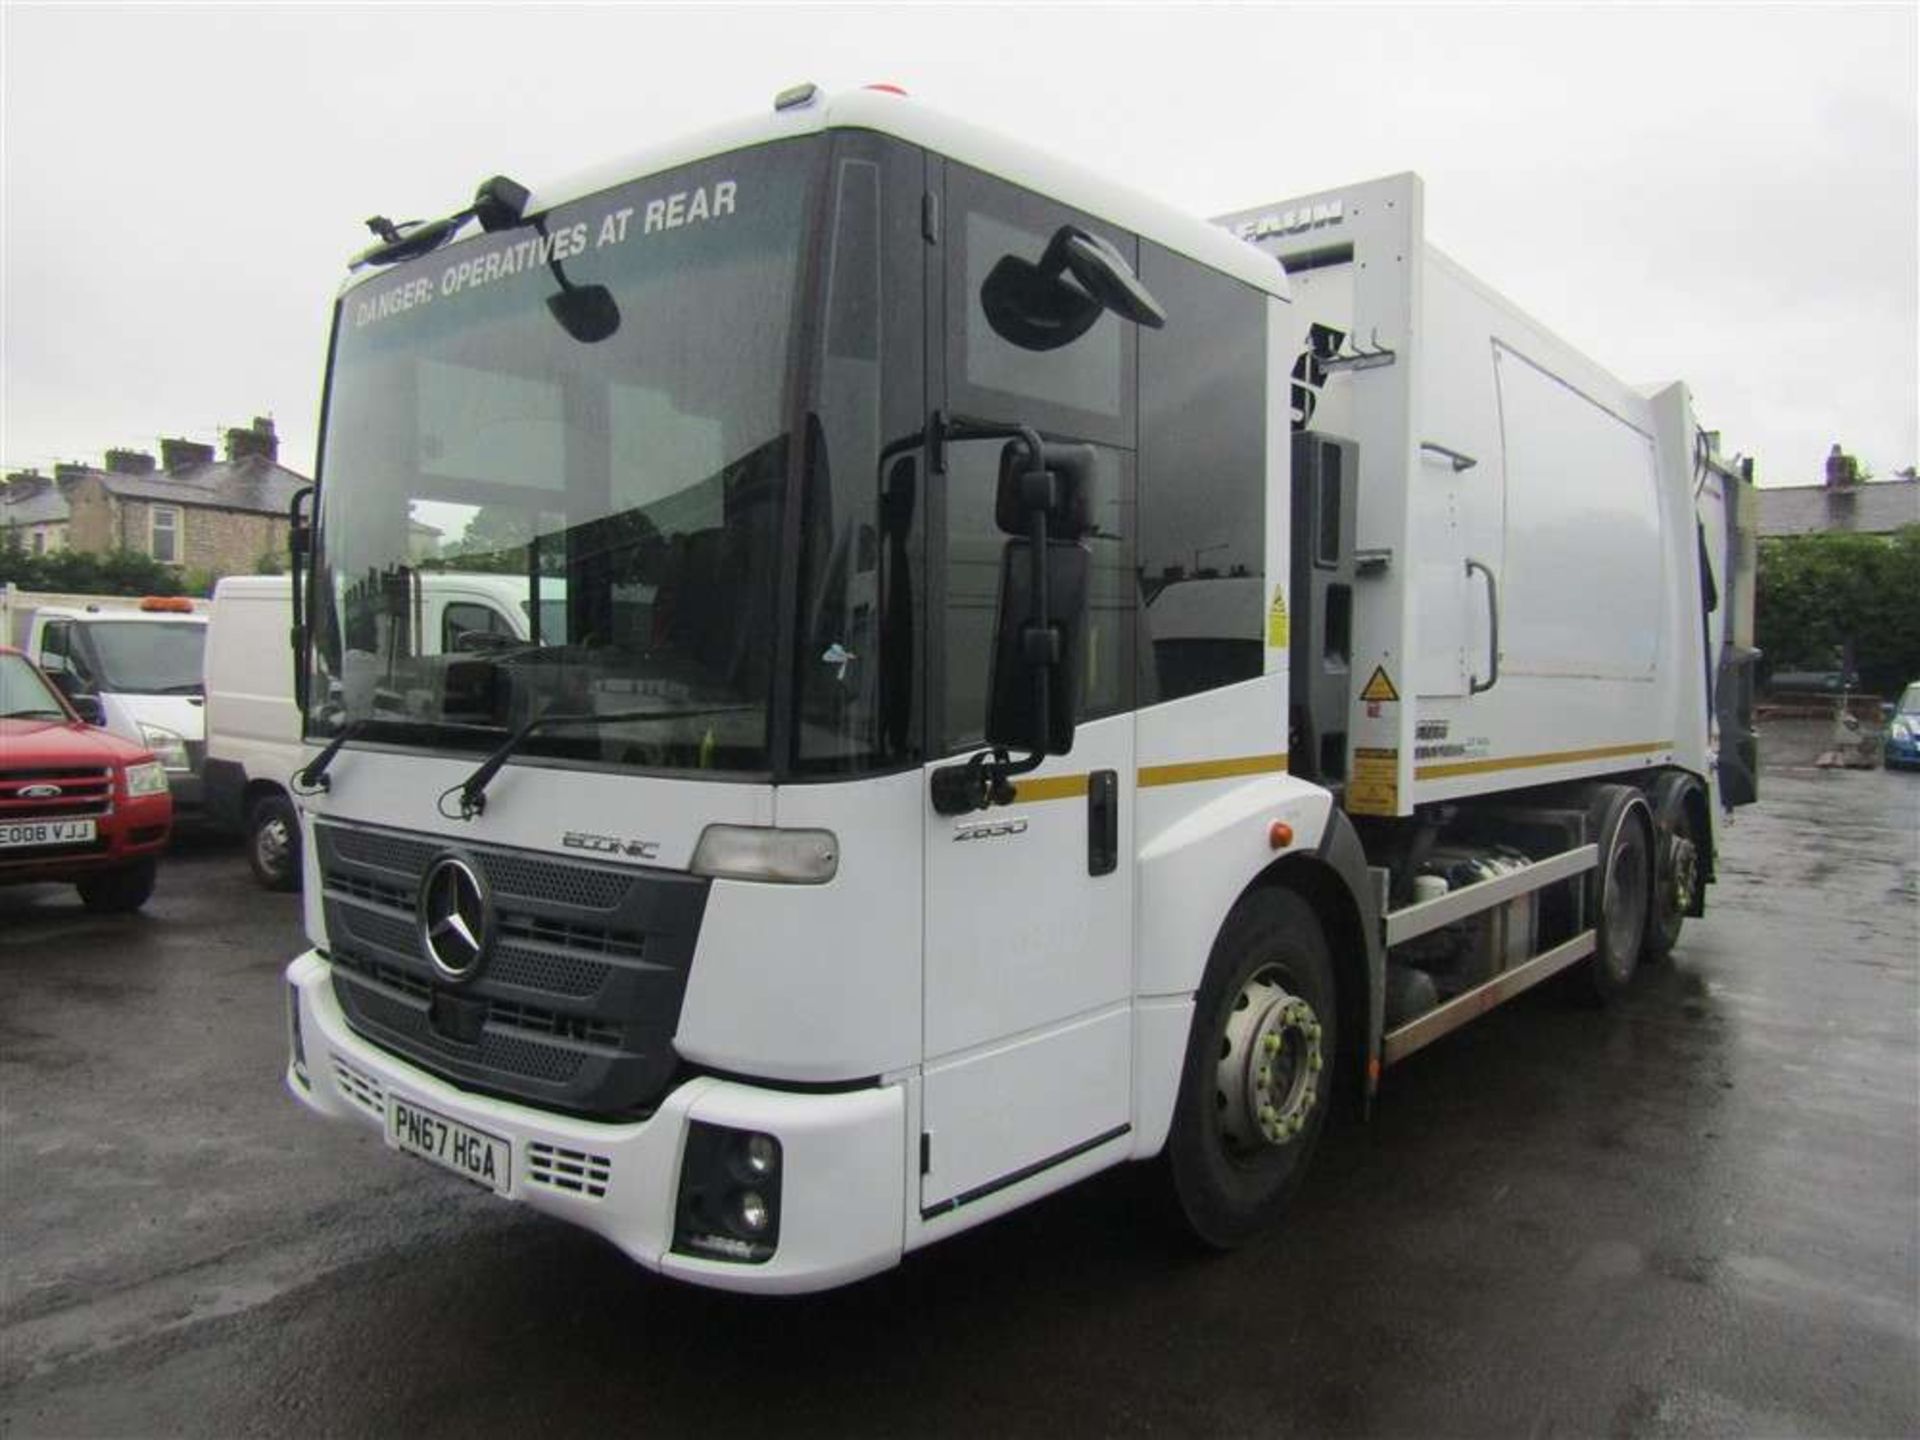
[{"x1": 3, "y1": 2, "x2": 1914, "y2": 489}]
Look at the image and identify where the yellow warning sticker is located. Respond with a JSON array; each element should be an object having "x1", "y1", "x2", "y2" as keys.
[
  {"x1": 1348, "y1": 747, "x2": 1400, "y2": 815},
  {"x1": 1358, "y1": 665, "x2": 1400, "y2": 704},
  {"x1": 1267, "y1": 586, "x2": 1290, "y2": 648}
]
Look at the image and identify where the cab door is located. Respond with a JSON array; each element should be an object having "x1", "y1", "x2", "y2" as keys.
[{"x1": 918, "y1": 162, "x2": 1139, "y2": 1216}]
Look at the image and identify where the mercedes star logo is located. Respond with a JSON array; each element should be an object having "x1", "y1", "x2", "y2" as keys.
[{"x1": 418, "y1": 855, "x2": 491, "y2": 982}]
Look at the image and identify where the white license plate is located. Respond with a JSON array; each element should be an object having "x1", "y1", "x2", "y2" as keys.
[
  {"x1": 0, "y1": 817, "x2": 97, "y2": 849},
  {"x1": 386, "y1": 1096, "x2": 510, "y2": 1195}
]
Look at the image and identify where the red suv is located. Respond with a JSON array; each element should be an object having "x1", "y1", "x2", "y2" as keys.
[{"x1": 1, "y1": 645, "x2": 173, "y2": 911}]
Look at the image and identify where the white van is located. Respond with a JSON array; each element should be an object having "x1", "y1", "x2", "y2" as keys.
[
  {"x1": 204, "y1": 573, "x2": 546, "y2": 887},
  {"x1": 25, "y1": 599, "x2": 211, "y2": 817}
]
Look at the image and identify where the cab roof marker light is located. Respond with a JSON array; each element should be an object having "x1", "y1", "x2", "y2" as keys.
[
  {"x1": 691, "y1": 825, "x2": 838, "y2": 885},
  {"x1": 774, "y1": 82, "x2": 820, "y2": 112}
]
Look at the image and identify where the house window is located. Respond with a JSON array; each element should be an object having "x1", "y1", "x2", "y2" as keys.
[
  {"x1": 150, "y1": 506, "x2": 182, "y2": 564},
  {"x1": 30, "y1": 530, "x2": 45, "y2": 555}
]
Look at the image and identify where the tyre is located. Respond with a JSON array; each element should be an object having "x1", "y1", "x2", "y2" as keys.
[
  {"x1": 1167, "y1": 886, "x2": 1338, "y2": 1250},
  {"x1": 246, "y1": 791, "x2": 302, "y2": 892},
  {"x1": 1582, "y1": 786, "x2": 1654, "y2": 1003},
  {"x1": 76, "y1": 857, "x2": 158, "y2": 914},
  {"x1": 1645, "y1": 775, "x2": 1703, "y2": 961}
]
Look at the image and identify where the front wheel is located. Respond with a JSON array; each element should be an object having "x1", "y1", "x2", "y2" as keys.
[
  {"x1": 76, "y1": 857, "x2": 158, "y2": 914},
  {"x1": 1167, "y1": 886, "x2": 1338, "y2": 1249}
]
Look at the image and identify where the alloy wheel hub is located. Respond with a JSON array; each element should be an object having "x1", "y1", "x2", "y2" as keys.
[{"x1": 1217, "y1": 976, "x2": 1322, "y2": 1150}]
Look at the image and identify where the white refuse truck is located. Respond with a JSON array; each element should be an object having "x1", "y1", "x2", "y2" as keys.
[{"x1": 281, "y1": 86, "x2": 1757, "y2": 1293}]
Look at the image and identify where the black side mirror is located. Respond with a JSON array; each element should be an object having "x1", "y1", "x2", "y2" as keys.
[
  {"x1": 995, "y1": 439, "x2": 1094, "y2": 537},
  {"x1": 1051, "y1": 228, "x2": 1166, "y2": 329},
  {"x1": 42, "y1": 661, "x2": 81, "y2": 698},
  {"x1": 70, "y1": 693, "x2": 106, "y2": 726},
  {"x1": 547, "y1": 284, "x2": 621, "y2": 344},
  {"x1": 985, "y1": 539, "x2": 1088, "y2": 755},
  {"x1": 930, "y1": 426, "x2": 1097, "y2": 816},
  {"x1": 981, "y1": 225, "x2": 1165, "y2": 352}
]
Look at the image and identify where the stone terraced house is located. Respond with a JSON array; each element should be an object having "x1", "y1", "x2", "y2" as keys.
[{"x1": 2, "y1": 418, "x2": 310, "y2": 574}]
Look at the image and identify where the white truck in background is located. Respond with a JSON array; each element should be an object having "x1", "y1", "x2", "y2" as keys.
[
  {"x1": 205, "y1": 572, "x2": 553, "y2": 887},
  {"x1": 2, "y1": 585, "x2": 212, "y2": 815},
  {"x1": 279, "y1": 87, "x2": 1757, "y2": 1293}
]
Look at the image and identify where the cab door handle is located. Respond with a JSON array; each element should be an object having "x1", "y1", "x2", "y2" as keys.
[{"x1": 1088, "y1": 769, "x2": 1118, "y2": 877}]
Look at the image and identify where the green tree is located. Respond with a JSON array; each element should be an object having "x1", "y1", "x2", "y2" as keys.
[
  {"x1": 0, "y1": 537, "x2": 213, "y2": 598},
  {"x1": 1755, "y1": 525, "x2": 1920, "y2": 696}
]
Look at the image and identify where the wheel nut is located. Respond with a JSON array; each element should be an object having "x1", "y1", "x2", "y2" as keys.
[{"x1": 1263, "y1": 1033, "x2": 1281, "y2": 1054}]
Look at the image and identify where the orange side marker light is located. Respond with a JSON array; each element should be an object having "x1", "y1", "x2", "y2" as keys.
[{"x1": 1268, "y1": 820, "x2": 1294, "y2": 850}]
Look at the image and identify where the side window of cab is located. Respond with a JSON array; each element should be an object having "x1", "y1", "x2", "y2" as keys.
[{"x1": 936, "y1": 166, "x2": 1140, "y2": 752}]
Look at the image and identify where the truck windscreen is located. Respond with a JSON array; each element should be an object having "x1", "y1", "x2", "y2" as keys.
[{"x1": 308, "y1": 137, "x2": 822, "y2": 774}]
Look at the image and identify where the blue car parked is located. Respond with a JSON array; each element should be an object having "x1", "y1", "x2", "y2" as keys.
[{"x1": 1887, "y1": 683, "x2": 1920, "y2": 770}]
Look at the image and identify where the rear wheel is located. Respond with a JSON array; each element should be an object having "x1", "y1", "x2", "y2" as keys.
[
  {"x1": 247, "y1": 791, "x2": 301, "y2": 892},
  {"x1": 76, "y1": 857, "x2": 158, "y2": 914},
  {"x1": 1645, "y1": 776, "x2": 1704, "y2": 960},
  {"x1": 1167, "y1": 887, "x2": 1338, "y2": 1249},
  {"x1": 1583, "y1": 786, "x2": 1653, "y2": 1003}
]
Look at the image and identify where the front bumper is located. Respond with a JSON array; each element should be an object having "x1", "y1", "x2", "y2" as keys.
[
  {"x1": 1885, "y1": 732, "x2": 1920, "y2": 769},
  {"x1": 0, "y1": 796, "x2": 172, "y2": 885},
  {"x1": 165, "y1": 771, "x2": 205, "y2": 812},
  {"x1": 285, "y1": 950, "x2": 906, "y2": 1294}
]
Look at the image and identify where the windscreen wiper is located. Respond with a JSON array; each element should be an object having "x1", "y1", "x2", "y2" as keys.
[
  {"x1": 448, "y1": 705, "x2": 752, "y2": 820},
  {"x1": 293, "y1": 719, "x2": 369, "y2": 795}
]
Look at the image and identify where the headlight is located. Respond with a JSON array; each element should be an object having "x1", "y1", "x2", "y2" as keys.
[
  {"x1": 137, "y1": 723, "x2": 190, "y2": 771},
  {"x1": 1893, "y1": 718, "x2": 1915, "y2": 741},
  {"x1": 672, "y1": 1123, "x2": 783, "y2": 1263},
  {"x1": 691, "y1": 825, "x2": 838, "y2": 884},
  {"x1": 124, "y1": 760, "x2": 170, "y2": 797}
]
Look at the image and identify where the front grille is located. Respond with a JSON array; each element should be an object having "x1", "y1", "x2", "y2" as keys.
[
  {"x1": 330, "y1": 827, "x2": 638, "y2": 909},
  {"x1": 317, "y1": 820, "x2": 708, "y2": 1118},
  {"x1": 527, "y1": 1142, "x2": 612, "y2": 1200},
  {"x1": 334, "y1": 904, "x2": 617, "y2": 1001},
  {"x1": 332, "y1": 950, "x2": 622, "y2": 1046},
  {"x1": 348, "y1": 985, "x2": 588, "y2": 1085},
  {"x1": 0, "y1": 767, "x2": 114, "y2": 819}
]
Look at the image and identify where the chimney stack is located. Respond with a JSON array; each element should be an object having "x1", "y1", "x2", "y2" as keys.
[
  {"x1": 223, "y1": 416, "x2": 279, "y2": 464},
  {"x1": 104, "y1": 448, "x2": 157, "y2": 475},
  {"x1": 160, "y1": 437, "x2": 216, "y2": 472},
  {"x1": 1824, "y1": 442, "x2": 1859, "y2": 490}
]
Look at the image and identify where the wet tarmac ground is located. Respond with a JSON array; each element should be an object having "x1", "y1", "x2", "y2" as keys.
[{"x1": 2, "y1": 764, "x2": 1915, "y2": 1438}]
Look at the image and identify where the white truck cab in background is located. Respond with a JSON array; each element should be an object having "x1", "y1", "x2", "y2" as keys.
[
  {"x1": 2, "y1": 587, "x2": 211, "y2": 816},
  {"x1": 204, "y1": 573, "x2": 545, "y2": 887}
]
